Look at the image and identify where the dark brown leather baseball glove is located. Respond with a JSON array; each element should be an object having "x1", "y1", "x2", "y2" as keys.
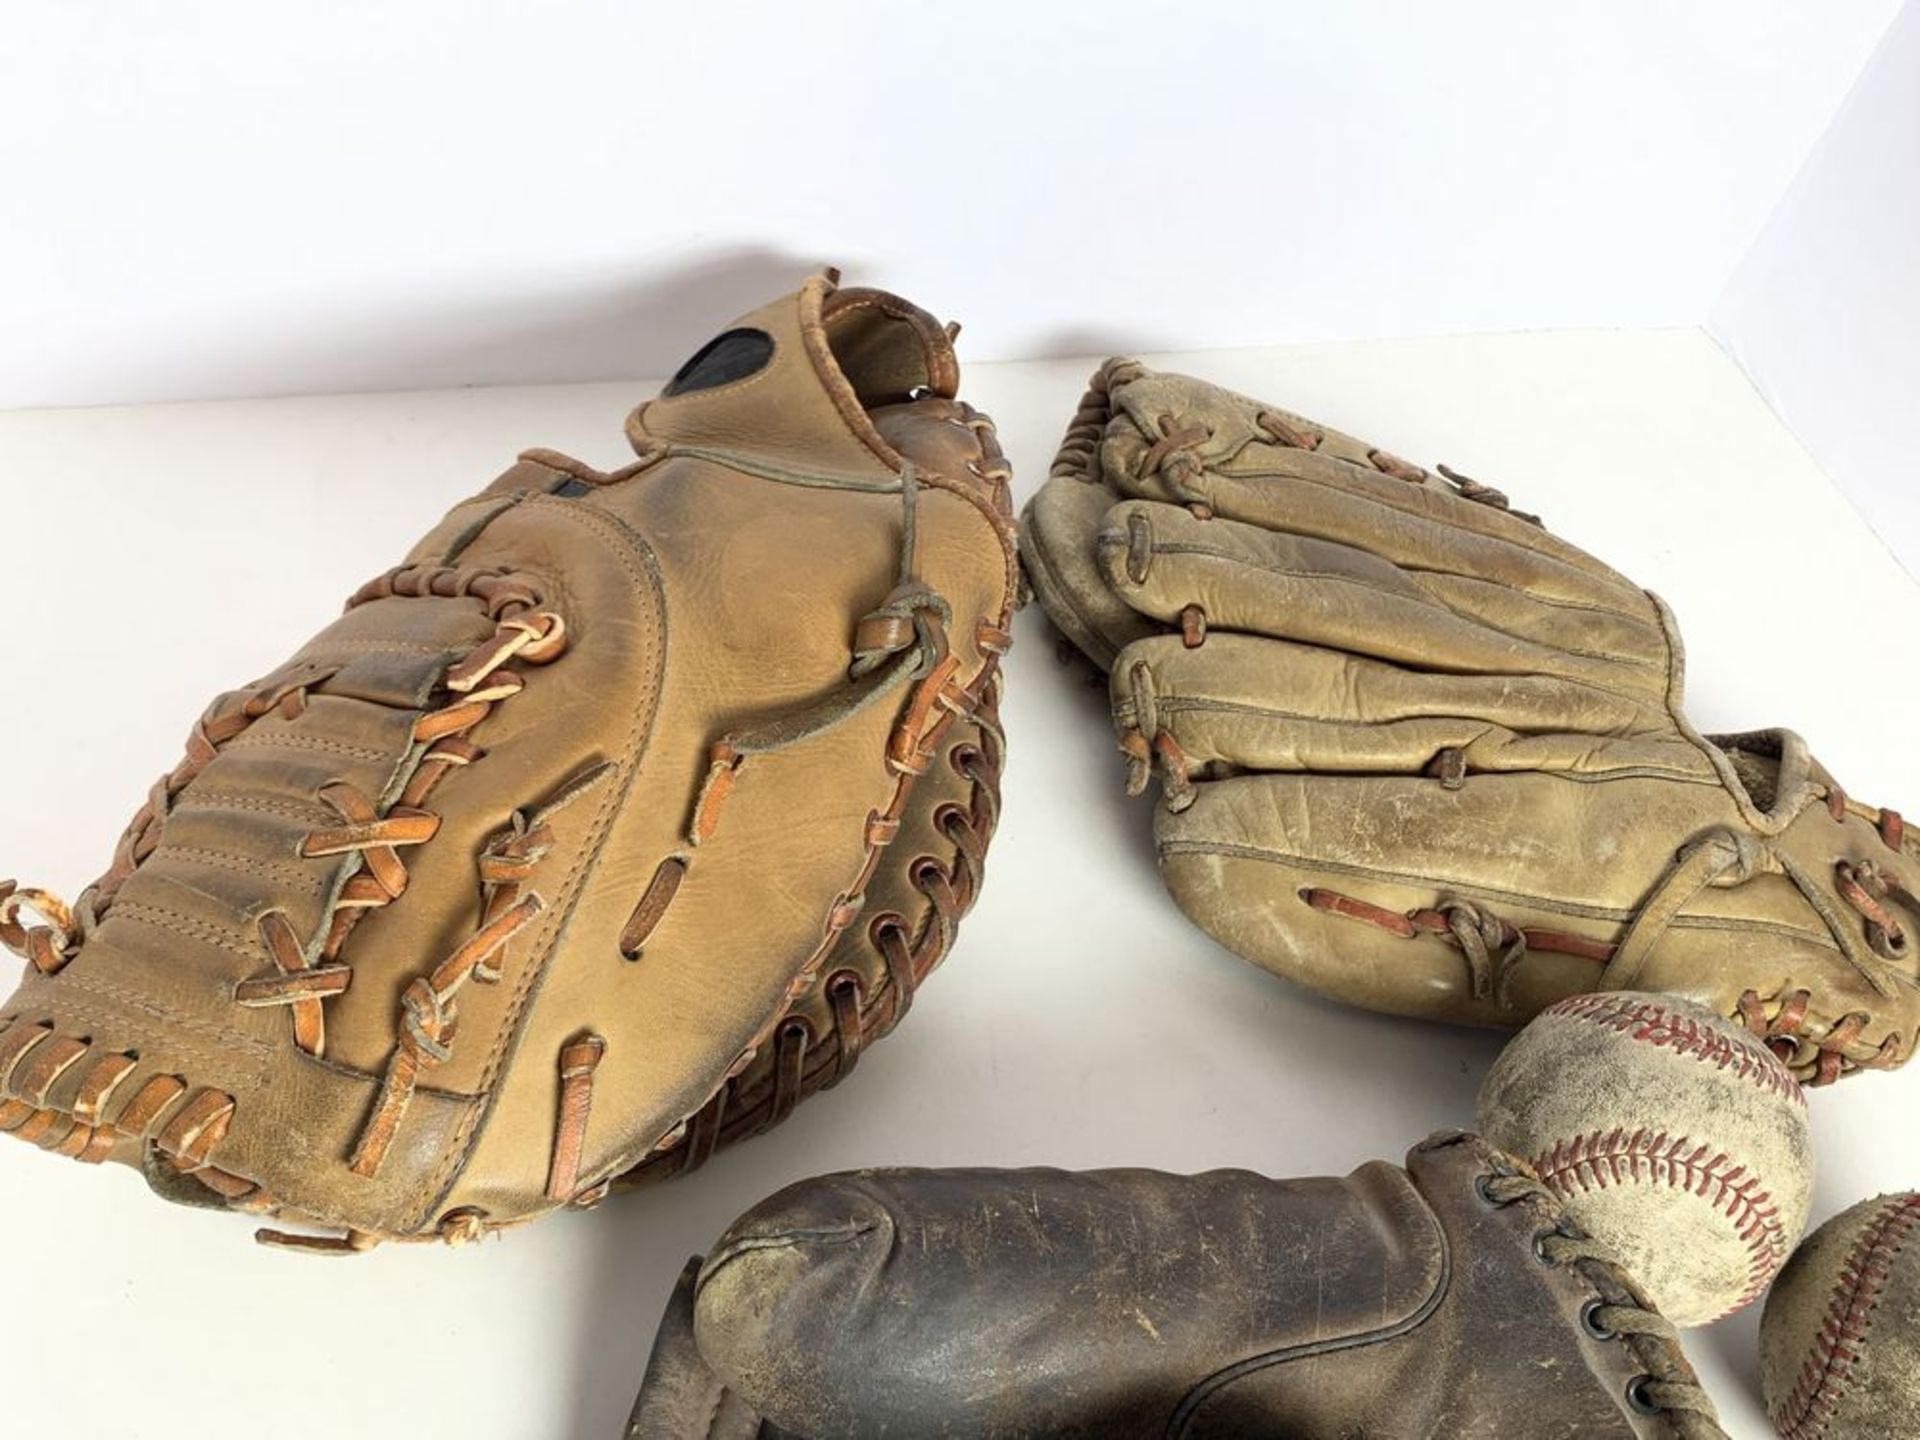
[{"x1": 628, "y1": 1133, "x2": 1725, "y2": 1438}]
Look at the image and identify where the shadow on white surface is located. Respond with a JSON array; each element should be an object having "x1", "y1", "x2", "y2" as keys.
[{"x1": 27, "y1": 247, "x2": 828, "y2": 411}]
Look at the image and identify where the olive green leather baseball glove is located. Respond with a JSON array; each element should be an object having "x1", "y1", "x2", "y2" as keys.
[
  {"x1": 1020, "y1": 359, "x2": 1917, "y2": 1085},
  {"x1": 0, "y1": 276, "x2": 1017, "y2": 1249}
]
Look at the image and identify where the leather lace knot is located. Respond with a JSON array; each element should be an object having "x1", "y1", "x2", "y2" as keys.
[
  {"x1": 399, "y1": 977, "x2": 458, "y2": 1066},
  {"x1": 348, "y1": 760, "x2": 610, "y2": 1181},
  {"x1": 1834, "y1": 857, "x2": 1913, "y2": 961},
  {"x1": 0, "y1": 883, "x2": 78, "y2": 976},
  {"x1": 1434, "y1": 462, "x2": 1543, "y2": 525},
  {"x1": 1137, "y1": 415, "x2": 1210, "y2": 489},
  {"x1": 1437, "y1": 899, "x2": 1529, "y2": 1006},
  {"x1": 851, "y1": 464, "x2": 955, "y2": 685},
  {"x1": 852, "y1": 582, "x2": 952, "y2": 681},
  {"x1": 1700, "y1": 828, "x2": 1771, "y2": 888}
]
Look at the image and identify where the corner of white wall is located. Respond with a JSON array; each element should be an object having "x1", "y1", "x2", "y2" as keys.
[{"x1": 1710, "y1": 0, "x2": 1920, "y2": 576}]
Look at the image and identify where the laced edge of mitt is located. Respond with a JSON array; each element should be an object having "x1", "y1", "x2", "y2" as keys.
[
  {"x1": 609, "y1": 456, "x2": 1016, "y2": 1192},
  {"x1": 0, "y1": 564, "x2": 572, "y2": 1227},
  {"x1": 625, "y1": 661, "x2": 1007, "y2": 1189},
  {"x1": 1460, "y1": 1138, "x2": 1727, "y2": 1439}
]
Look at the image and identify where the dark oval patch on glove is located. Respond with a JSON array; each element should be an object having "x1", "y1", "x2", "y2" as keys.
[{"x1": 663, "y1": 327, "x2": 775, "y2": 396}]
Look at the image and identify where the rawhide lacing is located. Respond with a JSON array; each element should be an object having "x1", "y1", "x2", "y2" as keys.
[
  {"x1": 1137, "y1": 415, "x2": 1211, "y2": 488},
  {"x1": 1467, "y1": 1142, "x2": 1726, "y2": 1438},
  {"x1": 1050, "y1": 359, "x2": 1146, "y2": 486},
  {"x1": 1299, "y1": 888, "x2": 1614, "y2": 1008},
  {"x1": 687, "y1": 463, "x2": 966, "y2": 852},
  {"x1": 1300, "y1": 879, "x2": 1898, "y2": 1084},
  {"x1": 1608, "y1": 825, "x2": 1910, "y2": 1080},
  {"x1": 625, "y1": 661, "x2": 1007, "y2": 1187},
  {"x1": 0, "y1": 662, "x2": 336, "y2": 978},
  {"x1": 0, "y1": 563, "x2": 569, "y2": 1200},
  {"x1": 1433, "y1": 462, "x2": 1542, "y2": 525},
  {"x1": 0, "y1": 1012, "x2": 266, "y2": 1206},
  {"x1": 1254, "y1": 410, "x2": 1323, "y2": 451},
  {"x1": 510, "y1": 439, "x2": 1011, "y2": 1197},
  {"x1": 348, "y1": 759, "x2": 611, "y2": 1179}
]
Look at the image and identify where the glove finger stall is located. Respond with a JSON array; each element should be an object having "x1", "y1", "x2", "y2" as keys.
[
  {"x1": 1097, "y1": 500, "x2": 1671, "y2": 706},
  {"x1": 1111, "y1": 632, "x2": 1710, "y2": 786}
]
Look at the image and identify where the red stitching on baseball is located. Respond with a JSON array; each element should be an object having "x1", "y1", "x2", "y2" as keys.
[
  {"x1": 1532, "y1": 1126, "x2": 1787, "y2": 1320},
  {"x1": 1773, "y1": 1194, "x2": 1920, "y2": 1440},
  {"x1": 1547, "y1": 993, "x2": 1805, "y2": 1106}
]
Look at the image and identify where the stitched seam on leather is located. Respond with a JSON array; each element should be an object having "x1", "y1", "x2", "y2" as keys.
[
  {"x1": 1141, "y1": 756, "x2": 1721, "y2": 790},
  {"x1": 1159, "y1": 837, "x2": 1843, "y2": 947},
  {"x1": 172, "y1": 791, "x2": 335, "y2": 823},
  {"x1": 1140, "y1": 693, "x2": 1664, "y2": 730},
  {"x1": 650, "y1": 445, "x2": 904, "y2": 493},
  {"x1": 157, "y1": 845, "x2": 318, "y2": 889},
  {"x1": 1128, "y1": 696, "x2": 1705, "y2": 777},
  {"x1": 1388, "y1": 561, "x2": 1655, "y2": 624},
  {"x1": 1107, "y1": 540, "x2": 1663, "y2": 677},
  {"x1": 219, "y1": 731, "x2": 394, "y2": 762},
  {"x1": 418, "y1": 496, "x2": 667, "y2": 1223},
  {"x1": 1106, "y1": 483, "x2": 1644, "y2": 625},
  {"x1": 38, "y1": 970, "x2": 275, "y2": 1060},
  {"x1": 1548, "y1": 993, "x2": 1803, "y2": 1104},
  {"x1": 301, "y1": 638, "x2": 469, "y2": 658},
  {"x1": 1167, "y1": 1188, "x2": 1449, "y2": 1436},
  {"x1": 1534, "y1": 1128, "x2": 1786, "y2": 1319},
  {"x1": 1774, "y1": 1195, "x2": 1920, "y2": 1439},
  {"x1": 1203, "y1": 457, "x2": 1648, "y2": 617},
  {"x1": 106, "y1": 901, "x2": 260, "y2": 962}
]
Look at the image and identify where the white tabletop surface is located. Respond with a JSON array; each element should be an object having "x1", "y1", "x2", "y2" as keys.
[{"x1": 1, "y1": 327, "x2": 1915, "y2": 1439}]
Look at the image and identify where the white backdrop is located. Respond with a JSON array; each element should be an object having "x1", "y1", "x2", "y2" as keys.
[
  {"x1": 1713, "y1": 0, "x2": 1920, "y2": 575},
  {"x1": 0, "y1": 0, "x2": 1902, "y2": 408}
]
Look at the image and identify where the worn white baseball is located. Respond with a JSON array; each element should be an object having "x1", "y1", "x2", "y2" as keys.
[
  {"x1": 1760, "y1": 1192, "x2": 1920, "y2": 1440},
  {"x1": 1476, "y1": 991, "x2": 1813, "y2": 1327}
]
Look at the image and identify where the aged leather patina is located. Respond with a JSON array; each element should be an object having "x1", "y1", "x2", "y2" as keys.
[
  {"x1": 628, "y1": 1132, "x2": 1724, "y2": 1438},
  {"x1": 0, "y1": 276, "x2": 1017, "y2": 1249},
  {"x1": 1019, "y1": 359, "x2": 1920, "y2": 1086}
]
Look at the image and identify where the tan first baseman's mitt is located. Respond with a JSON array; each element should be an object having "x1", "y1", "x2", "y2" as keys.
[
  {"x1": 0, "y1": 277, "x2": 1017, "y2": 1249},
  {"x1": 1020, "y1": 359, "x2": 1917, "y2": 1085}
]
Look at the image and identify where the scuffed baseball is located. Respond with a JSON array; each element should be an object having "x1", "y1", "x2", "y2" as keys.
[
  {"x1": 1761, "y1": 1192, "x2": 1920, "y2": 1439},
  {"x1": 1476, "y1": 991, "x2": 1812, "y2": 1326}
]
